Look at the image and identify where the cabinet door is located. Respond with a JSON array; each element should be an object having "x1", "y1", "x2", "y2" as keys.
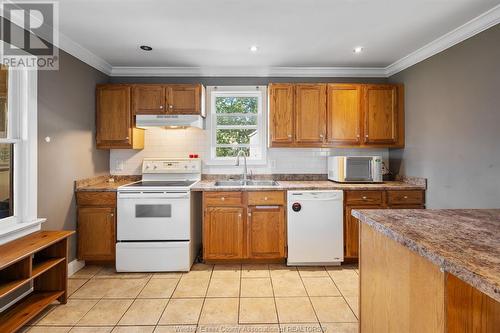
[
  {"x1": 166, "y1": 84, "x2": 202, "y2": 115},
  {"x1": 345, "y1": 205, "x2": 385, "y2": 259},
  {"x1": 327, "y1": 84, "x2": 362, "y2": 145},
  {"x1": 204, "y1": 207, "x2": 244, "y2": 260},
  {"x1": 295, "y1": 84, "x2": 326, "y2": 144},
  {"x1": 78, "y1": 207, "x2": 115, "y2": 261},
  {"x1": 269, "y1": 84, "x2": 294, "y2": 145},
  {"x1": 96, "y1": 85, "x2": 132, "y2": 148},
  {"x1": 132, "y1": 85, "x2": 165, "y2": 114},
  {"x1": 247, "y1": 206, "x2": 285, "y2": 259},
  {"x1": 363, "y1": 85, "x2": 398, "y2": 144}
]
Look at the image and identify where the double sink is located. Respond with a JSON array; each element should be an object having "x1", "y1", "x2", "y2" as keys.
[{"x1": 214, "y1": 180, "x2": 279, "y2": 187}]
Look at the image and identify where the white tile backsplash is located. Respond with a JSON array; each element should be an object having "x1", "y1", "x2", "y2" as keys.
[{"x1": 110, "y1": 127, "x2": 389, "y2": 175}]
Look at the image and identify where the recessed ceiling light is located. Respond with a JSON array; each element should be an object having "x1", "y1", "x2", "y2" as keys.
[
  {"x1": 353, "y1": 46, "x2": 363, "y2": 54},
  {"x1": 250, "y1": 45, "x2": 258, "y2": 52},
  {"x1": 140, "y1": 45, "x2": 153, "y2": 51}
]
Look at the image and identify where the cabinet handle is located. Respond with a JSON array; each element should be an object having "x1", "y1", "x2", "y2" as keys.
[
  {"x1": 264, "y1": 197, "x2": 268, "y2": 200},
  {"x1": 365, "y1": 135, "x2": 369, "y2": 138},
  {"x1": 110, "y1": 213, "x2": 114, "y2": 217},
  {"x1": 404, "y1": 196, "x2": 408, "y2": 199},
  {"x1": 287, "y1": 134, "x2": 292, "y2": 138},
  {"x1": 319, "y1": 134, "x2": 324, "y2": 138},
  {"x1": 125, "y1": 136, "x2": 129, "y2": 140},
  {"x1": 362, "y1": 196, "x2": 367, "y2": 200},
  {"x1": 221, "y1": 197, "x2": 225, "y2": 201},
  {"x1": 248, "y1": 213, "x2": 252, "y2": 217},
  {"x1": 238, "y1": 214, "x2": 242, "y2": 218},
  {"x1": 169, "y1": 105, "x2": 174, "y2": 109},
  {"x1": 357, "y1": 134, "x2": 360, "y2": 138},
  {"x1": 160, "y1": 105, "x2": 163, "y2": 109}
]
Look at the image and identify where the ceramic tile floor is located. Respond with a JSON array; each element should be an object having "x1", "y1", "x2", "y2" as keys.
[{"x1": 21, "y1": 264, "x2": 359, "y2": 333}]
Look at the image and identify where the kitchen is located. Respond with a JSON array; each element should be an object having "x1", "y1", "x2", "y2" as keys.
[{"x1": 0, "y1": 1, "x2": 499, "y2": 332}]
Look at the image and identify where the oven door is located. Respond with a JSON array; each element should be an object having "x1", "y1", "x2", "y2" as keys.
[
  {"x1": 345, "y1": 157, "x2": 373, "y2": 182},
  {"x1": 117, "y1": 191, "x2": 190, "y2": 241}
]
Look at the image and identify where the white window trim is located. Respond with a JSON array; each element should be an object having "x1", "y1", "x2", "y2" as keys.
[
  {"x1": 0, "y1": 60, "x2": 45, "y2": 245},
  {"x1": 205, "y1": 86, "x2": 268, "y2": 166}
]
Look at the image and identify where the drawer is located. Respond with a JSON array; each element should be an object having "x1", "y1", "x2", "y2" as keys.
[
  {"x1": 76, "y1": 191, "x2": 116, "y2": 207},
  {"x1": 387, "y1": 190, "x2": 424, "y2": 205},
  {"x1": 345, "y1": 191, "x2": 383, "y2": 205},
  {"x1": 247, "y1": 191, "x2": 285, "y2": 206},
  {"x1": 204, "y1": 192, "x2": 243, "y2": 206}
]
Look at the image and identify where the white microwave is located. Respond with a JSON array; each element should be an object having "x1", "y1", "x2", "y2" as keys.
[{"x1": 328, "y1": 156, "x2": 383, "y2": 183}]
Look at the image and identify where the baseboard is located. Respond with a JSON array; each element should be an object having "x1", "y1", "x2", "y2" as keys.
[{"x1": 68, "y1": 259, "x2": 85, "y2": 276}]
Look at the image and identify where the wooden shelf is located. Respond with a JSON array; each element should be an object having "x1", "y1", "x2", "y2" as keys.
[
  {"x1": 32, "y1": 257, "x2": 65, "y2": 279},
  {"x1": 0, "y1": 291, "x2": 64, "y2": 333},
  {"x1": 0, "y1": 279, "x2": 30, "y2": 298},
  {"x1": 0, "y1": 231, "x2": 73, "y2": 333},
  {"x1": 0, "y1": 231, "x2": 73, "y2": 270}
]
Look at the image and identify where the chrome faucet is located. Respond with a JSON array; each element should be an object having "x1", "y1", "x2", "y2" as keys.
[{"x1": 235, "y1": 150, "x2": 248, "y2": 182}]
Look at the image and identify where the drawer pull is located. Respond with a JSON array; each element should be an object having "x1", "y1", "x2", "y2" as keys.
[
  {"x1": 362, "y1": 196, "x2": 367, "y2": 200},
  {"x1": 264, "y1": 197, "x2": 268, "y2": 200},
  {"x1": 221, "y1": 197, "x2": 225, "y2": 201},
  {"x1": 404, "y1": 196, "x2": 408, "y2": 199}
]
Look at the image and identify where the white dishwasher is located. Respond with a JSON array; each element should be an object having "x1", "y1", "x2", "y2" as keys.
[{"x1": 287, "y1": 190, "x2": 344, "y2": 266}]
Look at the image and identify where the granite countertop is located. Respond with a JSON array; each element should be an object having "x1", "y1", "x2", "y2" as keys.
[
  {"x1": 352, "y1": 209, "x2": 500, "y2": 302},
  {"x1": 190, "y1": 180, "x2": 426, "y2": 191},
  {"x1": 75, "y1": 175, "x2": 426, "y2": 192},
  {"x1": 75, "y1": 175, "x2": 140, "y2": 192}
]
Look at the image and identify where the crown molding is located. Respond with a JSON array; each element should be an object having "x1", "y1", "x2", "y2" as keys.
[
  {"x1": 385, "y1": 4, "x2": 500, "y2": 77},
  {"x1": 58, "y1": 33, "x2": 113, "y2": 75},
  {"x1": 110, "y1": 66, "x2": 387, "y2": 77}
]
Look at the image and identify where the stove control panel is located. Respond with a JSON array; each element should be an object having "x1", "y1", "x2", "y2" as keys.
[{"x1": 142, "y1": 158, "x2": 202, "y2": 174}]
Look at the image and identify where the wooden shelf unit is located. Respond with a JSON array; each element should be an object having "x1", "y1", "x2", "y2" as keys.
[{"x1": 0, "y1": 230, "x2": 74, "y2": 333}]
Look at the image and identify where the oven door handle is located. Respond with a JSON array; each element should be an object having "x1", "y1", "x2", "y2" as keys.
[{"x1": 118, "y1": 192, "x2": 189, "y2": 199}]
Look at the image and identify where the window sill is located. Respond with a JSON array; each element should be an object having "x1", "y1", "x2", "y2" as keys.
[{"x1": 0, "y1": 218, "x2": 46, "y2": 245}]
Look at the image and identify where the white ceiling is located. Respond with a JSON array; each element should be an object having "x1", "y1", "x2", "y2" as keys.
[{"x1": 55, "y1": 0, "x2": 500, "y2": 75}]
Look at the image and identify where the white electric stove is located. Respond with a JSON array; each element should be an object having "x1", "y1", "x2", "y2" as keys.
[{"x1": 116, "y1": 158, "x2": 202, "y2": 272}]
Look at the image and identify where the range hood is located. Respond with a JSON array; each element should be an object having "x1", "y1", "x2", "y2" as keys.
[{"x1": 136, "y1": 115, "x2": 204, "y2": 129}]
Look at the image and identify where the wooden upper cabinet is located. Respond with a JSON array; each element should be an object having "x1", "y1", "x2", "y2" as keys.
[
  {"x1": 132, "y1": 85, "x2": 165, "y2": 114},
  {"x1": 166, "y1": 84, "x2": 203, "y2": 116},
  {"x1": 269, "y1": 84, "x2": 294, "y2": 145},
  {"x1": 204, "y1": 207, "x2": 244, "y2": 260},
  {"x1": 247, "y1": 206, "x2": 285, "y2": 259},
  {"x1": 363, "y1": 84, "x2": 399, "y2": 145},
  {"x1": 96, "y1": 85, "x2": 144, "y2": 149},
  {"x1": 295, "y1": 84, "x2": 327, "y2": 144},
  {"x1": 326, "y1": 84, "x2": 362, "y2": 145}
]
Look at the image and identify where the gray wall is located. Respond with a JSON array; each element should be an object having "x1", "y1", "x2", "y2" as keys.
[
  {"x1": 389, "y1": 24, "x2": 500, "y2": 208},
  {"x1": 38, "y1": 50, "x2": 110, "y2": 260}
]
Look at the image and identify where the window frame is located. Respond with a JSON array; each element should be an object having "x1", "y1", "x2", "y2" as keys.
[
  {"x1": 0, "y1": 62, "x2": 44, "y2": 244},
  {"x1": 206, "y1": 86, "x2": 267, "y2": 165}
]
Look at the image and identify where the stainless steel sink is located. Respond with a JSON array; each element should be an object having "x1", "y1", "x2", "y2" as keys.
[
  {"x1": 245, "y1": 180, "x2": 279, "y2": 186},
  {"x1": 214, "y1": 180, "x2": 246, "y2": 186},
  {"x1": 214, "y1": 180, "x2": 279, "y2": 187}
]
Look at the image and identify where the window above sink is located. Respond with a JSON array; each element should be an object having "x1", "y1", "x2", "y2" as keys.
[{"x1": 206, "y1": 86, "x2": 267, "y2": 166}]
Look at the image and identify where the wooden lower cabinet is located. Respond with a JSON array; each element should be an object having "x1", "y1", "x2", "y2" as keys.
[
  {"x1": 247, "y1": 206, "x2": 285, "y2": 259},
  {"x1": 203, "y1": 191, "x2": 286, "y2": 261},
  {"x1": 77, "y1": 207, "x2": 115, "y2": 261},
  {"x1": 344, "y1": 190, "x2": 425, "y2": 260},
  {"x1": 76, "y1": 192, "x2": 116, "y2": 262},
  {"x1": 204, "y1": 207, "x2": 244, "y2": 259}
]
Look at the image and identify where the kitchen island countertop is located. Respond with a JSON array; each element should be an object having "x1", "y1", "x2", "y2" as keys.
[{"x1": 352, "y1": 208, "x2": 500, "y2": 302}]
